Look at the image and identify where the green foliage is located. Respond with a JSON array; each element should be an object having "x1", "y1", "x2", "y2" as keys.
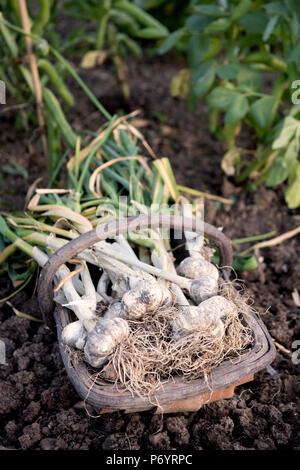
[
  {"x1": 62, "y1": 0, "x2": 168, "y2": 98},
  {"x1": 0, "y1": 1, "x2": 75, "y2": 180},
  {"x1": 158, "y1": 0, "x2": 300, "y2": 208}
]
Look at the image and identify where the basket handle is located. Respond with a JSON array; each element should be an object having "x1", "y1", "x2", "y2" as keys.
[{"x1": 38, "y1": 214, "x2": 233, "y2": 327}]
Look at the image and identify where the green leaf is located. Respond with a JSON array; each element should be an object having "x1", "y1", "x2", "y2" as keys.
[
  {"x1": 8, "y1": 263, "x2": 31, "y2": 282},
  {"x1": 231, "y1": 0, "x2": 252, "y2": 22},
  {"x1": 1, "y1": 161, "x2": 28, "y2": 179},
  {"x1": 187, "y1": 88, "x2": 198, "y2": 111},
  {"x1": 264, "y1": 2, "x2": 287, "y2": 16},
  {"x1": 217, "y1": 63, "x2": 240, "y2": 80},
  {"x1": 191, "y1": 61, "x2": 214, "y2": 83},
  {"x1": 288, "y1": 42, "x2": 300, "y2": 61},
  {"x1": 224, "y1": 95, "x2": 248, "y2": 125},
  {"x1": 265, "y1": 151, "x2": 290, "y2": 186},
  {"x1": 291, "y1": 12, "x2": 300, "y2": 36},
  {"x1": 283, "y1": 136, "x2": 300, "y2": 167},
  {"x1": 185, "y1": 15, "x2": 214, "y2": 32},
  {"x1": 233, "y1": 254, "x2": 258, "y2": 271},
  {"x1": 193, "y1": 66, "x2": 215, "y2": 97},
  {"x1": 207, "y1": 86, "x2": 237, "y2": 109},
  {"x1": 193, "y1": 5, "x2": 224, "y2": 17},
  {"x1": 236, "y1": 66, "x2": 263, "y2": 92},
  {"x1": 250, "y1": 95, "x2": 277, "y2": 132},
  {"x1": 187, "y1": 34, "x2": 210, "y2": 68},
  {"x1": 272, "y1": 117, "x2": 299, "y2": 148},
  {"x1": 0, "y1": 233, "x2": 5, "y2": 252},
  {"x1": 285, "y1": 0, "x2": 300, "y2": 24},
  {"x1": 157, "y1": 29, "x2": 183, "y2": 54},
  {"x1": 263, "y1": 15, "x2": 279, "y2": 41},
  {"x1": 238, "y1": 12, "x2": 269, "y2": 34},
  {"x1": 285, "y1": 163, "x2": 300, "y2": 208},
  {"x1": 204, "y1": 17, "x2": 232, "y2": 34}
]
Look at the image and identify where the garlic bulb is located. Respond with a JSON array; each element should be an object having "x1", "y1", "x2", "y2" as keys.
[
  {"x1": 200, "y1": 295, "x2": 237, "y2": 318},
  {"x1": 177, "y1": 256, "x2": 219, "y2": 281},
  {"x1": 103, "y1": 302, "x2": 123, "y2": 319},
  {"x1": 62, "y1": 320, "x2": 87, "y2": 350},
  {"x1": 121, "y1": 280, "x2": 173, "y2": 320},
  {"x1": 128, "y1": 270, "x2": 154, "y2": 289},
  {"x1": 84, "y1": 317, "x2": 129, "y2": 368},
  {"x1": 172, "y1": 295, "x2": 236, "y2": 339},
  {"x1": 189, "y1": 275, "x2": 218, "y2": 303}
]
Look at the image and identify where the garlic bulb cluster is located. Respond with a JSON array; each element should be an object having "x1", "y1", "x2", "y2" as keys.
[
  {"x1": 172, "y1": 296, "x2": 236, "y2": 340},
  {"x1": 58, "y1": 231, "x2": 231, "y2": 372}
]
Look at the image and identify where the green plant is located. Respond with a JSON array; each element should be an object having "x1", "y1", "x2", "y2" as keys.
[
  {"x1": 62, "y1": 0, "x2": 168, "y2": 99},
  {"x1": 0, "y1": 1, "x2": 77, "y2": 179},
  {"x1": 158, "y1": 0, "x2": 300, "y2": 208}
]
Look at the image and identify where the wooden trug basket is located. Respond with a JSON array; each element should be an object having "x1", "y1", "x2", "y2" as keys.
[{"x1": 38, "y1": 215, "x2": 276, "y2": 413}]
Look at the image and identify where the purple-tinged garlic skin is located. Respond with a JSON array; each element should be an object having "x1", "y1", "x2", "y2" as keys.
[
  {"x1": 121, "y1": 281, "x2": 173, "y2": 320},
  {"x1": 189, "y1": 275, "x2": 218, "y2": 303},
  {"x1": 177, "y1": 256, "x2": 219, "y2": 281},
  {"x1": 62, "y1": 321, "x2": 87, "y2": 350},
  {"x1": 84, "y1": 317, "x2": 129, "y2": 368}
]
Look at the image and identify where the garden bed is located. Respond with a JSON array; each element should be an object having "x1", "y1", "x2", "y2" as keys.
[{"x1": 0, "y1": 54, "x2": 299, "y2": 450}]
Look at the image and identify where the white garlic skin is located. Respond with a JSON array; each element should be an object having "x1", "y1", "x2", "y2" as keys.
[
  {"x1": 62, "y1": 321, "x2": 87, "y2": 350},
  {"x1": 129, "y1": 270, "x2": 155, "y2": 289},
  {"x1": 177, "y1": 256, "x2": 219, "y2": 281},
  {"x1": 121, "y1": 289, "x2": 148, "y2": 320},
  {"x1": 189, "y1": 275, "x2": 218, "y2": 303},
  {"x1": 172, "y1": 296, "x2": 235, "y2": 339},
  {"x1": 84, "y1": 317, "x2": 129, "y2": 368},
  {"x1": 111, "y1": 270, "x2": 154, "y2": 298},
  {"x1": 121, "y1": 281, "x2": 172, "y2": 320},
  {"x1": 103, "y1": 302, "x2": 123, "y2": 319},
  {"x1": 199, "y1": 295, "x2": 237, "y2": 318}
]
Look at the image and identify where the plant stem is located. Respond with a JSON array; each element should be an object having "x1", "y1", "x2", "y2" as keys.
[
  {"x1": 231, "y1": 231, "x2": 276, "y2": 245},
  {"x1": 177, "y1": 185, "x2": 233, "y2": 205},
  {"x1": 18, "y1": 0, "x2": 48, "y2": 160},
  {"x1": 95, "y1": 242, "x2": 190, "y2": 289},
  {"x1": 50, "y1": 47, "x2": 112, "y2": 121}
]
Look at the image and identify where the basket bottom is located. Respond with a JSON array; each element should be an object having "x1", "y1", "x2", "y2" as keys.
[{"x1": 99, "y1": 374, "x2": 254, "y2": 414}]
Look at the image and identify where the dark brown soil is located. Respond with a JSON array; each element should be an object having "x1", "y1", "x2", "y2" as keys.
[{"x1": 0, "y1": 54, "x2": 299, "y2": 450}]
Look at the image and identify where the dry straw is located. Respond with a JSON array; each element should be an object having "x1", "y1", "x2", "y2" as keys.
[{"x1": 96, "y1": 279, "x2": 253, "y2": 400}]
